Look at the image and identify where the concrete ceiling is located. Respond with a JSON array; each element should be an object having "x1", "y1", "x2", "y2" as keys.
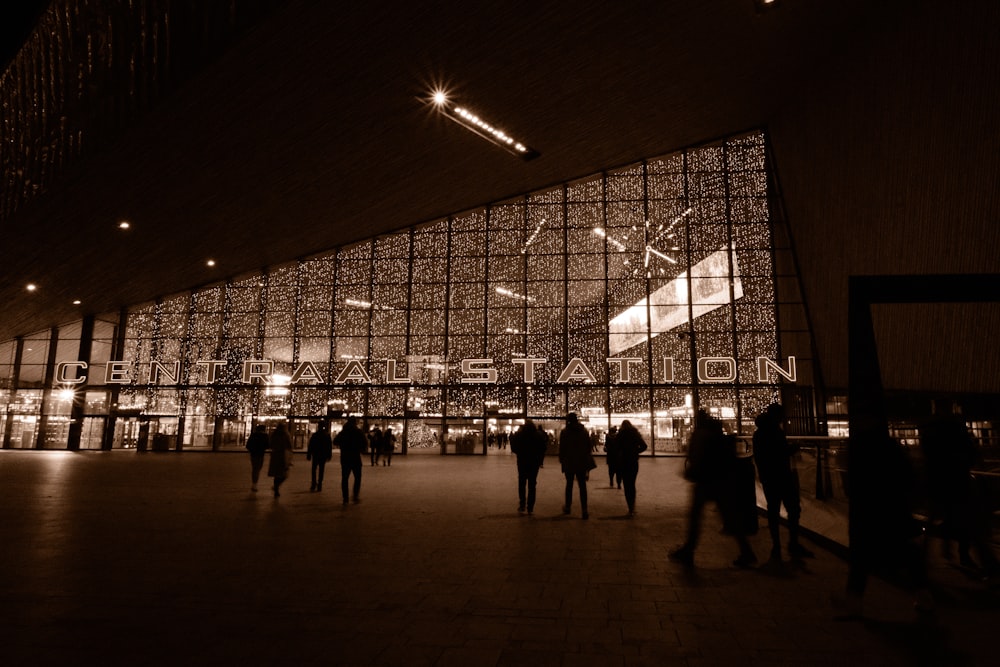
[{"x1": 2, "y1": 0, "x2": 999, "y2": 394}]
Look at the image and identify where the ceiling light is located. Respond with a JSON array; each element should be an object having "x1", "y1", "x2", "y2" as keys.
[
  {"x1": 206, "y1": 259, "x2": 216, "y2": 267},
  {"x1": 118, "y1": 220, "x2": 131, "y2": 230},
  {"x1": 26, "y1": 283, "x2": 37, "y2": 292},
  {"x1": 72, "y1": 299, "x2": 81, "y2": 305},
  {"x1": 432, "y1": 93, "x2": 539, "y2": 161}
]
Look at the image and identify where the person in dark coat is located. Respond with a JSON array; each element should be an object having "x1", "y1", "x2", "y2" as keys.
[
  {"x1": 559, "y1": 412, "x2": 595, "y2": 519},
  {"x1": 838, "y1": 423, "x2": 931, "y2": 618},
  {"x1": 510, "y1": 419, "x2": 548, "y2": 514},
  {"x1": 604, "y1": 426, "x2": 621, "y2": 489},
  {"x1": 615, "y1": 420, "x2": 648, "y2": 516},
  {"x1": 335, "y1": 416, "x2": 366, "y2": 503},
  {"x1": 267, "y1": 420, "x2": 293, "y2": 498},
  {"x1": 245, "y1": 423, "x2": 269, "y2": 492},
  {"x1": 670, "y1": 410, "x2": 757, "y2": 568},
  {"x1": 753, "y1": 403, "x2": 813, "y2": 561},
  {"x1": 382, "y1": 427, "x2": 397, "y2": 466},
  {"x1": 306, "y1": 420, "x2": 333, "y2": 492},
  {"x1": 919, "y1": 414, "x2": 996, "y2": 576},
  {"x1": 369, "y1": 426, "x2": 383, "y2": 467}
]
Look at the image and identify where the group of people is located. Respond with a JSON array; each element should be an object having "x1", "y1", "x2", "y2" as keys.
[
  {"x1": 245, "y1": 417, "x2": 394, "y2": 503},
  {"x1": 247, "y1": 405, "x2": 813, "y2": 571},
  {"x1": 510, "y1": 413, "x2": 648, "y2": 519}
]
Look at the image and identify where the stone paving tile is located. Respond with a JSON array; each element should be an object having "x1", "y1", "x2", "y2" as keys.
[{"x1": 1, "y1": 450, "x2": 998, "y2": 666}]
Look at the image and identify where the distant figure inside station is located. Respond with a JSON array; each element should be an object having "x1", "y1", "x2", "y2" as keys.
[
  {"x1": 559, "y1": 412, "x2": 596, "y2": 519},
  {"x1": 604, "y1": 426, "x2": 621, "y2": 489},
  {"x1": 245, "y1": 423, "x2": 269, "y2": 492},
  {"x1": 382, "y1": 427, "x2": 397, "y2": 466},
  {"x1": 267, "y1": 421, "x2": 294, "y2": 499},
  {"x1": 753, "y1": 403, "x2": 813, "y2": 561},
  {"x1": 615, "y1": 420, "x2": 648, "y2": 517},
  {"x1": 369, "y1": 426, "x2": 383, "y2": 467},
  {"x1": 670, "y1": 410, "x2": 757, "y2": 568},
  {"x1": 306, "y1": 420, "x2": 333, "y2": 492},
  {"x1": 335, "y1": 416, "x2": 366, "y2": 504},
  {"x1": 510, "y1": 419, "x2": 549, "y2": 514}
]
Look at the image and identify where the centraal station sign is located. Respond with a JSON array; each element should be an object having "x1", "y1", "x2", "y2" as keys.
[{"x1": 55, "y1": 356, "x2": 797, "y2": 386}]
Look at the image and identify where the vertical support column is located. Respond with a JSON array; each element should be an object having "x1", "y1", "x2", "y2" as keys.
[
  {"x1": 34, "y1": 327, "x2": 60, "y2": 449},
  {"x1": 67, "y1": 315, "x2": 95, "y2": 451},
  {"x1": 102, "y1": 308, "x2": 127, "y2": 450},
  {"x1": 2, "y1": 337, "x2": 24, "y2": 449}
]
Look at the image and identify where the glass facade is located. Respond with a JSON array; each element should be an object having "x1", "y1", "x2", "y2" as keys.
[{"x1": 0, "y1": 131, "x2": 817, "y2": 453}]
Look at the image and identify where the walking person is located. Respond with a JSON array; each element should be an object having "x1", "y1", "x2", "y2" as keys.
[
  {"x1": 245, "y1": 423, "x2": 269, "y2": 492},
  {"x1": 510, "y1": 419, "x2": 548, "y2": 514},
  {"x1": 559, "y1": 412, "x2": 596, "y2": 519},
  {"x1": 382, "y1": 427, "x2": 397, "y2": 466},
  {"x1": 267, "y1": 420, "x2": 293, "y2": 498},
  {"x1": 335, "y1": 416, "x2": 366, "y2": 504},
  {"x1": 753, "y1": 403, "x2": 814, "y2": 561},
  {"x1": 604, "y1": 426, "x2": 621, "y2": 489},
  {"x1": 670, "y1": 410, "x2": 757, "y2": 568},
  {"x1": 306, "y1": 420, "x2": 333, "y2": 492},
  {"x1": 370, "y1": 426, "x2": 383, "y2": 467},
  {"x1": 615, "y1": 420, "x2": 647, "y2": 516}
]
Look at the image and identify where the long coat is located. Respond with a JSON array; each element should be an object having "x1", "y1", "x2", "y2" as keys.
[
  {"x1": 559, "y1": 423, "x2": 595, "y2": 475},
  {"x1": 267, "y1": 426, "x2": 293, "y2": 478}
]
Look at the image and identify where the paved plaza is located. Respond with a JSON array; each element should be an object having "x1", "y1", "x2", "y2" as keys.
[{"x1": 1, "y1": 449, "x2": 997, "y2": 666}]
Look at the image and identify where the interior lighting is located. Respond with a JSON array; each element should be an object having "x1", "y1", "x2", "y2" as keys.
[
  {"x1": 206, "y1": 259, "x2": 216, "y2": 267},
  {"x1": 118, "y1": 220, "x2": 131, "y2": 230},
  {"x1": 432, "y1": 92, "x2": 539, "y2": 161},
  {"x1": 26, "y1": 283, "x2": 37, "y2": 292},
  {"x1": 72, "y1": 299, "x2": 81, "y2": 305},
  {"x1": 522, "y1": 218, "x2": 547, "y2": 254},
  {"x1": 495, "y1": 286, "x2": 535, "y2": 303},
  {"x1": 593, "y1": 227, "x2": 626, "y2": 251}
]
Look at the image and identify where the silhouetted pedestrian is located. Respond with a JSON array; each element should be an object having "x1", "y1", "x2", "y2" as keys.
[
  {"x1": 382, "y1": 427, "x2": 396, "y2": 466},
  {"x1": 559, "y1": 412, "x2": 596, "y2": 519},
  {"x1": 919, "y1": 414, "x2": 997, "y2": 577},
  {"x1": 837, "y1": 424, "x2": 931, "y2": 618},
  {"x1": 670, "y1": 410, "x2": 757, "y2": 568},
  {"x1": 335, "y1": 416, "x2": 366, "y2": 503},
  {"x1": 753, "y1": 403, "x2": 813, "y2": 561},
  {"x1": 370, "y1": 426, "x2": 383, "y2": 466},
  {"x1": 511, "y1": 419, "x2": 548, "y2": 514},
  {"x1": 245, "y1": 423, "x2": 269, "y2": 492},
  {"x1": 307, "y1": 420, "x2": 333, "y2": 492},
  {"x1": 616, "y1": 420, "x2": 647, "y2": 516},
  {"x1": 604, "y1": 426, "x2": 621, "y2": 489},
  {"x1": 267, "y1": 421, "x2": 293, "y2": 498}
]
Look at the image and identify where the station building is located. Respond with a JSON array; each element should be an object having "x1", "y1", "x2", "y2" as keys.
[{"x1": 0, "y1": 130, "x2": 817, "y2": 452}]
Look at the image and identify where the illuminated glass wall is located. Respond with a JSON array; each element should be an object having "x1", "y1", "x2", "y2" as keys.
[{"x1": 0, "y1": 131, "x2": 817, "y2": 453}]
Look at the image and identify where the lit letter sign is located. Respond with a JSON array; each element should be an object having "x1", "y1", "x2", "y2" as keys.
[
  {"x1": 461, "y1": 359, "x2": 496, "y2": 384},
  {"x1": 757, "y1": 356, "x2": 796, "y2": 382},
  {"x1": 607, "y1": 358, "x2": 641, "y2": 383},
  {"x1": 195, "y1": 360, "x2": 227, "y2": 383},
  {"x1": 385, "y1": 359, "x2": 411, "y2": 384},
  {"x1": 242, "y1": 360, "x2": 274, "y2": 384},
  {"x1": 291, "y1": 361, "x2": 325, "y2": 384},
  {"x1": 105, "y1": 361, "x2": 130, "y2": 384},
  {"x1": 335, "y1": 360, "x2": 372, "y2": 384},
  {"x1": 56, "y1": 361, "x2": 88, "y2": 384},
  {"x1": 697, "y1": 357, "x2": 736, "y2": 383},
  {"x1": 150, "y1": 361, "x2": 180, "y2": 385},
  {"x1": 557, "y1": 358, "x2": 597, "y2": 383},
  {"x1": 511, "y1": 358, "x2": 546, "y2": 383}
]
